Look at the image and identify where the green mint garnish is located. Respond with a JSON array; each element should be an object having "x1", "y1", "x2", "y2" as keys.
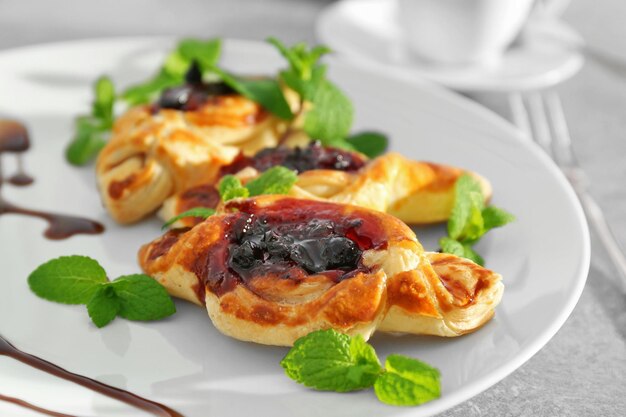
[
  {"x1": 110, "y1": 274, "x2": 176, "y2": 321},
  {"x1": 122, "y1": 38, "x2": 222, "y2": 105},
  {"x1": 281, "y1": 329, "x2": 441, "y2": 407},
  {"x1": 281, "y1": 329, "x2": 382, "y2": 392},
  {"x1": 87, "y1": 285, "x2": 121, "y2": 328},
  {"x1": 374, "y1": 354, "x2": 441, "y2": 406},
  {"x1": 439, "y1": 174, "x2": 515, "y2": 265},
  {"x1": 268, "y1": 38, "x2": 351, "y2": 143},
  {"x1": 66, "y1": 77, "x2": 115, "y2": 166},
  {"x1": 163, "y1": 166, "x2": 297, "y2": 229},
  {"x1": 218, "y1": 166, "x2": 297, "y2": 202},
  {"x1": 209, "y1": 66, "x2": 293, "y2": 120},
  {"x1": 161, "y1": 207, "x2": 216, "y2": 230},
  {"x1": 244, "y1": 166, "x2": 297, "y2": 196},
  {"x1": 218, "y1": 175, "x2": 250, "y2": 202},
  {"x1": 28, "y1": 256, "x2": 108, "y2": 304},
  {"x1": 28, "y1": 256, "x2": 175, "y2": 328},
  {"x1": 344, "y1": 131, "x2": 388, "y2": 158},
  {"x1": 267, "y1": 38, "x2": 388, "y2": 156}
]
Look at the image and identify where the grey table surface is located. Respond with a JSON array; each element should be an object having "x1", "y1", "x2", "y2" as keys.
[{"x1": 1, "y1": 0, "x2": 624, "y2": 415}]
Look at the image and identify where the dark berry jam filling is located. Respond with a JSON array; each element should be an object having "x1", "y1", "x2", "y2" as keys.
[
  {"x1": 193, "y1": 199, "x2": 388, "y2": 297},
  {"x1": 228, "y1": 217, "x2": 361, "y2": 278},
  {"x1": 154, "y1": 61, "x2": 236, "y2": 111},
  {"x1": 220, "y1": 141, "x2": 367, "y2": 176},
  {"x1": 178, "y1": 184, "x2": 221, "y2": 214},
  {"x1": 156, "y1": 82, "x2": 236, "y2": 112}
]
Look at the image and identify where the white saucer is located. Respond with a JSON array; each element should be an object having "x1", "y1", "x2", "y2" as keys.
[{"x1": 316, "y1": 0, "x2": 585, "y2": 92}]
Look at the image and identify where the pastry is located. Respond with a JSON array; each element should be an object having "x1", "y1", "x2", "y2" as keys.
[
  {"x1": 159, "y1": 142, "x2": 492, "y2": 227},
  {"x1": 96, "y1": 80, "x2": 304, "y2": 224},
  {"x1": 139, "y1": 196, "x2": 503, "y2": 346}
]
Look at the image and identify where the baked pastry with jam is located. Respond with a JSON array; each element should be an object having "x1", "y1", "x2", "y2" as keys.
[
  {"x1": 96, "y1": 66, "x2": 304, "y2": 224},
  {"x1": 159, "y1": 142, "x2": 492, "y2": 228},
  {"x1": 139, "y1": 196, "x2": 503, "y2": 346}
]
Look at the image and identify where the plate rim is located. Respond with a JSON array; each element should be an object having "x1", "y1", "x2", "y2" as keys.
[{"x1": 0, "y1": 36, "x2": 591, "y2": 417}]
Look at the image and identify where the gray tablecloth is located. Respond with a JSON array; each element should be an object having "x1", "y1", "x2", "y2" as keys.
[{"x1": 1, "y1": 0, "x2": 624, "y2": 415}]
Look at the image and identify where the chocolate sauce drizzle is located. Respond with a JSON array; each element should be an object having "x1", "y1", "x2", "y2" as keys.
[
  {"x1": 0, "y1": 334, "x2": 183, "y2": 417},
  {"x1": 0, "y1": 119, "x2": 104, "y2": 239}
]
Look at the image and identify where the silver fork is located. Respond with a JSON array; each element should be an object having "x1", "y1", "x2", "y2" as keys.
[{"x1": 509, "y1": 91, "x2": 626, "y2": 293}]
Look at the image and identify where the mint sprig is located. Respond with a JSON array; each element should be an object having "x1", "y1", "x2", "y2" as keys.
[
  {"x1": 439, "y1": 174, "x2": 515, "y2": 265},
  {"x1": 162, "y1": 166, "x2": 297, "y2": 229},
  {"x1": 209, "y1": 66, "x2": 293, "y2": 120},
  {"x1": 281, "y1": 329, "x2": 440, "y2": 406},
  {"x1": 281, "y1": 330, "x2": 382, "y2": 392},
  {"x1": 161, "y1": 207, "x2": 216, "y2": 230},
  {"x1": 218, "y1": 174, "x2": 250, "y2": 202},
  {"x1": 344, "y1": 131, "x2": 388, "y2": 159},
  {"x1": 66, "y1": 77, "x2": 115, "y2": 166},
  {"x1": 219, "y1": 166, "x2": 297, "y2": 202},
  {"x1": 122, "y1": 38, "x2": 222, "y2": 105},
  {"x1": 28, "y1": 256, "x2": 176, "y2": 328},
  {"x1": 374, "y1": 355, "x2": 441, "y2": 406},
  {"x1": 267, "y1": 38, "x2": 388, "y2": 157}
]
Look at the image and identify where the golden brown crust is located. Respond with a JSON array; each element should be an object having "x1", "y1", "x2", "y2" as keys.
[
  {"x1": 139, "y1": 196, "x2": 503, "y2": 346},
  {"x1": 160, "y1": 152, "x2": 492, "y2": 228},
  {"x1": 96, "y1": 92, "x2": 305, "y2": 224}
]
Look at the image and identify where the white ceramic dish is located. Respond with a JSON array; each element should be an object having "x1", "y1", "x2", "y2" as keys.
[
  {"x1": 317, "y1": 0, "x2": 585, "y2": 92},
  {"x1": 0, "y1": 38, "x2": 589, "y2": 417}
]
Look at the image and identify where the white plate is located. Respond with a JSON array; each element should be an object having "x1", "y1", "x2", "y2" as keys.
[
  {"x1": 316, "y1": 0, "x2": 585, "y2": 92},
  {"x1": 0, "y1": 38, "x2": 589, "y2": 417}
]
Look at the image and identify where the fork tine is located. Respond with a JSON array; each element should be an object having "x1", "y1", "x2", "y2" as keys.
[
  {"x1": 508, "y1": 93, "x2": 532, "y2": 140},
  {"x1": 544, "y1": 92, "x2": 577, "y2": 168},
  {"x1": 526, "y1": 92, "x2": 554, "y2": 156}
]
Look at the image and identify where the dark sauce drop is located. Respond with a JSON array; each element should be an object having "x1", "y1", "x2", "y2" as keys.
[
  {"x1": 8, "y1": 171, "x2": 34, "y2": 186},
  {"x1": 194, "y1": 198, "x2": 388, "y2": 298},
  {"x1": 0, "y1": 334, "x2": 183, "y2": 417},
  {"x1": 220, "y1": 141, "x2": 367, "y2": 176},
  {"x1": 0, "y1": 119, "x2": 105, "y2": 240},
  {"x1": 0, "y1": 200, "x2": 104, "y2": 240},
  {"x1": 0, "y1": 120, "x2": 29, "y2": 153}
]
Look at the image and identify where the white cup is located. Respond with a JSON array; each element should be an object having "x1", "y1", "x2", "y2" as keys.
[{"x1": 397, "y1": 0, "x2": 538, "y2": 66}]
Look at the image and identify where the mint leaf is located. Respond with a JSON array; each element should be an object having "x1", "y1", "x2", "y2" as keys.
[
  {"x1": 374, "y1": 354, "x2": 441, "y2": 406},
  {"x1": 447, "y1": 175, "x2": 484, "y2": 240},
  {"x1": 441, "y1": 174, "x2": 514, "y2": 266},
  {"x1": 345, "y1": 131, "x2": 388, "y2": 158},
  {"x1": 170, "y1": 38, "x2": 221, "y2": 75},
  {"x1": 162, "y1": 207, "x2": 216, "y2": 230},
  {"x1": 281, "y1": 329, "x2": 382, "y2": 392},
  {"x1": 439, "y1": 237, "x2": 464, "y2": 257},
  {"x1": 210, "y1": 67, "x2": 293, "y2": 120},
  {"x1": 303, "y1": 79, "x2": 353, "y2": 143},
  {"x1": 122, "y1": 38, "x2": 222, "y2": 105},
  {"x1": 66, "y1": 77, "x2": 116, "y2": 166},
  {"x1": 28, "y1": 256, "x2": 108, "y2": 304},
  {"x1": 111, "y1": 274, "x2": 176, "y2": 321},
  {"x1": 66, "y1": 118, "x2": 108, "y2": 166},
  {"x1": 87, "y1": 285, "x2": 120, "y2": 328},
  {"x1": 462, "y1": 244, "x2": 485, "y2": 266},
  {"x1": 121, "y1": 71, "x2": 180, "y2": 106},
  {"x1": 267, "y1": 38, "x2": 331, "y2": 83},
  {"x1": 93, "y1": 77, "x2": 115, "y2": 125},
  {"x1": 245, "y1": 166, "x2": 297, "y2": 197},
  {"x1": 482, "y1": 206, "x2": 515, "y2": 231},
  {"x1": 219, "y1": 175, "x2": 250, "y2": 201}
]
